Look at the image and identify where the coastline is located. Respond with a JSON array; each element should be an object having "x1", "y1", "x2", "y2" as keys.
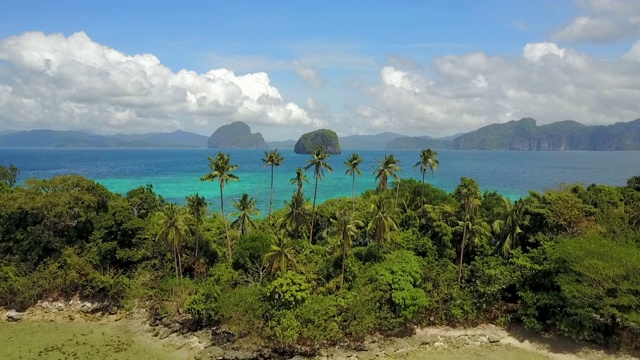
[{"x1": 2, "y1": 303, "x2": 637, "y2": 360}]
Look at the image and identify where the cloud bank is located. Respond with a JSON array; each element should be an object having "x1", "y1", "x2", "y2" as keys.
[
  {"x1": 0, "y1": 31, "x2": 321, "y2": 135},
  {"x1": 357, "y1": 41, "x2": 640, "y2": 136},
  {"x1": 553, "y1": 0, "x2": 640, "y2": 43}
]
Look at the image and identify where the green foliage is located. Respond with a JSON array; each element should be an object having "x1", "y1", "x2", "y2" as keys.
[
  {"x1": 218, "y1": 286, "x2": 267, "y2": 336},
  {"x1": 554, "y1": 233, "x2": 640, "y2": 341},
  {"x1": 232, "y1": 232, "x2": 272, "y2": 272},
  {"x1": 265, "y1": 310, "x2": 301, "y2": 346},
  {"x1": 266, "y1": 271, "x2": 311, "y2": 310},
  {"x1": 185, "y1": 278, "x2": 222, "y2": 324},
  {"x1": 628, "y1": 175, "x2": 640, "y2": 191},
  {"x1": 0, "y1": 164, "x2": 19, "y2": 190},
  {"x1": 360, "y1": 250, "x2": 428, "y2": 324}
]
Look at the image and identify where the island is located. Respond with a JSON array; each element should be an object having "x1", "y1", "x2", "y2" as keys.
[
  {"x1": 453, "y1": 117, "x2": 640, "y2": 150},
  {"x1": 207, "y1": 121, "x2": 268, "y2": 149},
  {"x1": 293, "y1": 129, "x2": 341, "y2": 154}
]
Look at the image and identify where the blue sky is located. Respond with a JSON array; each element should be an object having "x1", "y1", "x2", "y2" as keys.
[{"x1": 1, "y1": 1, "x2": 639, "y2": 139}]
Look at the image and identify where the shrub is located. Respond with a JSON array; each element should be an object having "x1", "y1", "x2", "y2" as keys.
[
  {"x1": 185, "y1": 278, "x2": 222, "y2": 324},
  {"x1": 266, "y1": 271, "x2": 311, "y2": 310}
]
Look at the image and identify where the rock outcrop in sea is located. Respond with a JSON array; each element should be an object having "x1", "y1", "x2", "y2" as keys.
[
  {"x1": 294, "y1": 129, "x2": 341, "y2": 154},
  {"x1": 207, "y1": 121, "x2": 268, "y2": 149}
]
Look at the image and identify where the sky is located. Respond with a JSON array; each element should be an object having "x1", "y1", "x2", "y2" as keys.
[{"x1": 0, "y1": 0, "x2": 639, "y2": 140}]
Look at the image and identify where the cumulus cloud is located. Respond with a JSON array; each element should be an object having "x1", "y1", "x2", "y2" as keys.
[
  {"x1": 358, "y1": 42, "x2": 640, "y2": 137},
  {"x1": 0, "y1": 31, "x2": 323, "y2": 135},
  {"x1": 552, "y1": 0, "x2": 640, "y2": 43},
  {"x1": 292, "y1": 60, "x2": 324, "y2": 88}
]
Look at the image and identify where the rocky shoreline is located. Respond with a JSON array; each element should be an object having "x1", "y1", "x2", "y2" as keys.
[{"x1": 2, "y1": 302, "x2": 637, "y2": 360}]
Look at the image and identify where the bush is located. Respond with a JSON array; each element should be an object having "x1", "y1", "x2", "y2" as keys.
[
  {"x1": 0, "y1": 264, "x2": 45, "y2": 310},
  {"x1": 232, "y1": 232, "x2": 272, "y2": 272},
  {"x1": 296, "y1": 295, "x2": 342, "y2": 343},
  {"x1": 266, "y1": 271, "x2": 311, "y2": 310},
  {"x1": 362, "y1": 250, "x2": 428, "y2": 324},
  {"x1": 219, "y1": 286, "x2": 267, "y2": 337},
  {"x1": 265, "y1": 310, "x2": 301, "y2": 347},
  {"x1": 185, "y1": 278, "x2": 222, "y2": 324}
]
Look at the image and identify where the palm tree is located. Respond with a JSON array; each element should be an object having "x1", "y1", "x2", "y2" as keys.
[
  {"x1": 262, "y1": 149, "x2": 284, "y2": 219},
  {"x1": 290, "y1": 167, "x2": 309, "y2": 194},
  {"x1": 413, "y1": 149, "x2": 439, "y2": 206},
  {"x1": 280, "y1": 191, "x2": 310, "y2": 240},
  {"x1": 230, "y1": 193, "x2": 260, "y2": 235},
  {"x1": 264, "y1": 235, "x2": 296, "y2": 275},
  {"x1": 367, "y1": 195, "x2": 397, "y2": 246},
  {"x1": 201, "y1": 152, "x2": 239, "y2": 260},
  {"x1": 373, "y1": 155, "x2": 401, "y2": 192},
  {"x1": 454, "y1": 177, "x2": 486, "y2": 288},
  {"x1": 186, "y1": 193, "x2": 208, "y2": 275},
  {"x1": 329, "y1": 208, "x2": 363, "y2": 287},
  {"x1": 155, "y1": 203, "x2": 191, "y2": 278},
  {"x1": 492, "y1": 198, "x2": 525, "y2": 256},
  {"x1": 344, "y1": 153, "x2": 363, "y2": 210},
  {"x1": 304, "y1": 147, "x2": 332, "y2": 244}
]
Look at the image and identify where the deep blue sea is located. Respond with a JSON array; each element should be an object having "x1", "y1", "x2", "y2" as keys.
[{"x1": 1, "y1": 148, "x2": 639, "y2": 212}]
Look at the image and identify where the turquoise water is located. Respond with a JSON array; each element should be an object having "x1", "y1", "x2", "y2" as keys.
[{"x1": 2, "y1": 148, "x2": 639, "y2": 213}]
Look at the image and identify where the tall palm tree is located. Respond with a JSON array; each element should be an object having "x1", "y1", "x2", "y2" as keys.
[
  {"x1": 413, "y1": 149, "x2": 439, "y2": 206},
  {"x1": 329, "y1": 208, "x2": 363, "y2": 287},
  {"x1": 155, "y1": 203, "x2": 191, "y2": 278},
  {"x1": 262, "y1": 149, "x2": 284, "y2": 219},
  {"x1": 201, "y1": 152, "x2": 239, "y2": 260},
  {"x1": 264, "y1": 235, "x2": 296, "y2": 275},
  {"x1": 454, "y1": 177, "x2": 486, "y2": 288},
  {"x1": 290, "y1": 167, "x2": 309, "y2": 194},
  {"x1": 230, "y1": 193, "x2": 260, "y2": 235},
  {"x1": 344, "y1": 153, "x2": 363, "y2": 210},
  {"x1": 492, "y1": 197, "x2": 525, "y2": 256},
  {"x1": 373, "y1": 155, "x2": 401, "y2": 192},
  {"x1": 186, "y1": 193, "x2": 208, "y2": 275},
  {"x1": 304, "y1": 147, "x2": 332, "y2": 244},
  {"x1": 367, "y1": 195, "x2": 397, "y2": 246},
  {"x1": 280, "y1": 191, "x2": 310, "y2": 240}
]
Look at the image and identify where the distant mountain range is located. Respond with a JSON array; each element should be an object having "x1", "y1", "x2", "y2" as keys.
[
  {"x1": 2, "y1": 117, "x2": 639, "y2": 150},
  {"x1": 453, "y1": 118, "x2": 640, "y2": 150},
  {"x1": 0, "y1": 129, "x2": 208, "y2": 148}
]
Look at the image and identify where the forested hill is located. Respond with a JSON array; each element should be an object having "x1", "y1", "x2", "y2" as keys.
[{"x1": 453, "y1": 118, "x2": 640, "y2": 150}]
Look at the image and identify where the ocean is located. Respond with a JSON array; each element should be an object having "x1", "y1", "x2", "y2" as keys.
[{"x1": 2, "y1": 148, "x2": 639, "y2": 212}]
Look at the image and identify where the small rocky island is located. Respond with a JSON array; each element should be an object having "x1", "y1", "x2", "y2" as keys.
[
  {"x1": 207, "y1": 121, "x2": 268, "y2": 149},
  {"x1": 293, "y1": 129, "x2": 341, "y2": 154}
]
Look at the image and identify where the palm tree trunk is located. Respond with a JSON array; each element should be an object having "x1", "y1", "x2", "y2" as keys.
[
  {"x1": 194, "y1": 231, "x2": 200, "y2": 277},
  {"x1": 458, "y1": 225, "x2": 467, "y2": 290},
  {"x1": 269, "y1": 165, "x2": 274, "y2": 219},
  {"x1": 220, "y1": 183, "x2": 232, "y2": 259},
  {"x1": 173, "y1": 245, "x2": 179, "y2": 278},
  {"x1": 351, "y1": 173, "x2": 356, "y2": 211},
  {"x1": 341, "y1": 236, "x2": 347, "y2": 288},
  {"x1": 310, "y1": 176, "x2": 318, "y2": 244},
  {"x1": 177, "y1": 243, "x2": 183, "y2": 278},
  {"x1": 395, "y1": 179, "x2": 400, "y2": 208},
  {"x1": 421, "y1": 171, "x2": 425, "y2": 207}
]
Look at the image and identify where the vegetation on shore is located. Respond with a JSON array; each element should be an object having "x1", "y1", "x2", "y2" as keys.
[{"x1": 1, "y1": 150, "x2": 640, "y2": 351}]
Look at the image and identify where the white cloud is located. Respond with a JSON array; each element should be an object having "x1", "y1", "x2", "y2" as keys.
[
  {"x1": 552, "y1": 0, "x2": 640, "y2": 43},
  {"x1": 0, "y1": 31, "x2": 323, "y2": 135},
  {"x1": 358, "y1": 42, "x2": 640, "y2": 137},
  {"x1": 292, "y1": 60, "x2": 324, "y2": 88},
  {"x1": 523, "y1": 42, "x2": 566, "y2": 62},
  {"x1": 623, "y1": 40, "x2": 640, "y2": 61}
]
